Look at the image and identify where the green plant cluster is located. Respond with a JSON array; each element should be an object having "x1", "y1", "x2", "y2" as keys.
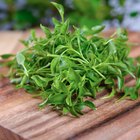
[{"x1": 1, "y1": 2, "x2": 140, "y2": 116}]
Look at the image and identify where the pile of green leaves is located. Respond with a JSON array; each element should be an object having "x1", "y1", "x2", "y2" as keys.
[{"x1": 1, "y1": 2, "x2": 140, "y2": 116}]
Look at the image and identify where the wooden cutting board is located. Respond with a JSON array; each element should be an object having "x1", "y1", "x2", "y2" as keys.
[{"x1": 0, "y1": 30, "x2": 140, "y2": 140}]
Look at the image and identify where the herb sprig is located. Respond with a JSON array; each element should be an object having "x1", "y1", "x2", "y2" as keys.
[{"x1": 1, "y1": 2, "x2": 140, "y2": 116}]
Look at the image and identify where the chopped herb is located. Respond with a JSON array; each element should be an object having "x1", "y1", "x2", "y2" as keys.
[{"x1": 1, "y1": 2, "x2": 140, "y2": 116}]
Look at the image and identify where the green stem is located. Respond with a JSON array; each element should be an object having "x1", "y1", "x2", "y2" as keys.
[
  {"x1": 22, "y1": 65, "x2": 29, "y2": 77},
  {"x1": 92, "y1": 66, "x2": 105, "y2": 79}
]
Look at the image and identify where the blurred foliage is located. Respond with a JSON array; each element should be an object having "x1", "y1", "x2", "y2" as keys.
[
  {"x1": 0, "y1": 0, "x2": 137, "y2": 30},
  {"x1": 69, "y1": 0, "x2": 112, "y2": 27},
  {"x1": 0, "y1": 0, "x2": 51, "y2": 30},
  {"x1": 70, "y1": 0, "x2": 130, "y2": 28}
]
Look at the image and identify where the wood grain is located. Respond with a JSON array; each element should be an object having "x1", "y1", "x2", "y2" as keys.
[
  {"x1": 0, "y1": 31, "x2": 23, "y2": 55},
  {"x1": 75, "y1": 106, "x2": 140, "y2": 140},
  {"x1": 0, "y1": 30, "x2": 140, "y2": 140}
]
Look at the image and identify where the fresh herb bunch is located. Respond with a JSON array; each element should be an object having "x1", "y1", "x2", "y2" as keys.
[{"x1": 1, "y1": 2, "x2": 140, "y2": 116}]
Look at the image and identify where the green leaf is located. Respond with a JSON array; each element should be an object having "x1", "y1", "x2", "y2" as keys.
[
  {"x1": 10, "y1": 77, "x2": 22, "y2": 84},
  {"x1": 84, "y1": 100, "x2": 96, "y2": 110},
  {"x1": 59, "y1": 57, "x2": 76, "y2": 70},
  {"x1": 47, "y1": 94, "x2": 66, "y2": 105},
  {"x1": 66, "y1": 95, "x2": 72, "y2": 106},
  {"x1": 23, "y1": 85, "x2": 37, "y2": 93},
  {"x1": 103, "y1": 88, "x2": 116, "y2": 99},
  {"x1": 124, "y1": 87, "x2": 138, "y2": 100},
  {"x1": 55, "y1": 45, "x2": 67, "y2": 53},
  {"x1": 91, "y1": 25, "x2": 105, "y2": 34},
  {"x1": 31, "y1": 75, "x2": 48, "y2": 87},
  {"x1": 130, "y1": 91, "x2": 138, "y2": 100},
  {"x1": 107, "y1": 66, "x2": 121, "y2": 76},
  {"x1": 68, "y1": 68, "x2": 81, "y2": 83},
  {"x1": 136, "y1": 78, "x2": 140, "y2": 90},
  {"x1": 51, "y1": 2, "x2": 64, "y2": 22},
  {"x1": 70, "y1": 107, "x2": 79, "y2": 117},
  {"x1": 117, "y1": 29, "x2": 128, "y2": 41},
  {"x1": 31, "y1": 30, "x2": 36, "y2": 40},
  {"x1": 16, "y1": 52, "x2": 25, "y2": 66},
  {"x1": 137, "y1": 65, "x2": 140, "y2": 78},
  {"x1": 53, "y1": 78, "x2": 68, "y2": 93},
  {"x1": 117, "y1": 76, "x2": 124, "y2": 90},
  {"x1": 79, "y1": 87, "x2": 86, "y2": 97},
  {"x1": 62, "y1": 107, "x2": 69, "y2": 115},
  {"x1": 20, "y1": 75, "x2": 27, "y2": 86},
  {"x1": 60, "y1": 19, "x2": 70, "y2": 34},
  {"x1": 0, "y1": 54, "x2": 14, "y2": 59},
  {"x1": 105, "y1": 78, "x2": 114, "y2": 86},
  {"x1": 16, "y1": 52, "x2": 28, "y2": 76},
  {"x1": 108, "y1": 41, "x2": 116, "y2": 54},
  {"x1": 40, "y1": 24, "x2": 51, "y2": 38},
  {"x1": 75, "y1": 103, "x2": 85, "y2": 112},
  {"x1": 52, "y1": 18, "x2": 61, "y2": 27},
  {"x1": 50, "y1": 57, "x2": 60, "y2": 74},
  {"x1": 114, "y1": 62, "x2": 135, "y2": 78}
]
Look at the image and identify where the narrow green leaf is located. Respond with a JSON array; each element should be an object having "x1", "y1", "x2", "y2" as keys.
[
  {"x1": 103, "y1": 88, "x2": 116, "y2": 99},
  {"x1": 0, "y1": 54, "x2": 14, "y2": 59},
  {"x1": 108, "y1": 41, "x2": 116, "y2": 54},
  {"x1": 66, "y1": 95, "x2": 72, "y2": 106},
  {"x1": 51, "y1": 2, "x2": 64, "y2": 22},
  {"x1": 60, "y1": 19, "x2": 69, "y2": 34},
  {"x1": 136, "y1": 78, "x2": 140, "y2": 90},
  {"x1": 20, "y1": 75, "x2": 27, "y2": 86},
  {"x1": 40, "y1": 24, "x2": 51, "y2": 38},
  {"x1": 62, "y1": 107, "x2": 69, "y2": 115},
  {"x1": 117, "y1": 76, "x2": 124, "y2": 90},
  {"x1": 84, "y1": 100, "x2": 96, "y2": 110},
  {"x1": 91, "y1": 25, "x2": 105, "y2": 34},
  {"x1": 50, "y1": 57, "x2": 60, "y2": 74}
]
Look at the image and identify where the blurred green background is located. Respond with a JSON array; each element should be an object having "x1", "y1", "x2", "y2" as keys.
[{"x1": 0, "y1": 0, "x2": 140, "y2": 31}]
